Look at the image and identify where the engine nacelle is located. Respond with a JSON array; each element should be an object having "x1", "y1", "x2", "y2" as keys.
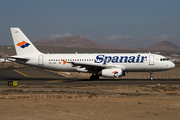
[{"x1": 99, "y1": 68, "x2": 123, "y2": 78}]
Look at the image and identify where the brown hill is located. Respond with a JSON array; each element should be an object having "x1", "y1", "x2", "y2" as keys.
[
  {"x1": 147, "y1": 41, "x2": 180, "y2": 51},
  {"x1": 33, "y1": 36, "x2": 109, "y2": 49},
  {"x1": 33, "y1": 37, "x2": 179, "y2": 52}
]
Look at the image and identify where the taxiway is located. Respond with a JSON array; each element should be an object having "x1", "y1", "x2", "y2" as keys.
[{"x1": 0, "y1": 68, "x2": 180, "y2": 86}]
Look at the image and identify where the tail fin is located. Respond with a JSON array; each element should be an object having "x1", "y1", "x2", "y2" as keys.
[{"x1": 10, "y1": 28, "x2": 41, "y2": 55}]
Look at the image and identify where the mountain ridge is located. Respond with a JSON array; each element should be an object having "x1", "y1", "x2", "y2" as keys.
[
  {"x1": 33, "y1": 36, "x2": 180, "y2": 51},
  {"x1": 146, "y1": 41, "x2": 180, "y2": 51},
  {"x1": 34, "y1": 36, "x2": 109, "y2": 49}
]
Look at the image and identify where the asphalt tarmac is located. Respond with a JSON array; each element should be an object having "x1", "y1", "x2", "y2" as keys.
[{"x1": 0, "y1": 68, "x2": 180, "y2": 86}]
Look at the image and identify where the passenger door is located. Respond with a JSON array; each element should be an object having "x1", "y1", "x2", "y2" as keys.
[
  {"x1": 38, "y1": 55, "x2": 44, "y2": 66},
  {"x1": 149, "y1": 55, "x2": 154, "y2": 65}
]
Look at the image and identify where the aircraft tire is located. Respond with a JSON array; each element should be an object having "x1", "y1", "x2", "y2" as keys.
[{"x1": 150, "y1": 76, "x2": 154, "y2": 80}]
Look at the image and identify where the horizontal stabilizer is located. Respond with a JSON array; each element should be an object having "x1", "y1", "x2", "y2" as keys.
[{"x1": 8, "y1": 55, "x2": 29, "y2": 61}]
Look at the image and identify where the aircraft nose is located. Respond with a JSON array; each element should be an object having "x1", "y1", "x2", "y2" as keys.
[{"x1": 169, "y1": 62, "x2": 175, "y2": 69}]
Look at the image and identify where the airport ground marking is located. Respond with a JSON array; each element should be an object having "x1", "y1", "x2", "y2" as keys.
[
  {"x1": 44, "y1": 69, "x2": 72, "y2": 78},
  {"x1": 57, "y1": 73, "x2": 72, "y2": 78},
  {"x1": 46, "y1": 80, "x2": 63, "y2": 83},
  {"x1": 13, "y1": 70, "x2": 30, "y2": 77},
  {"x1": 1, "y1": 80, "x2": 180, "y2": 85}
]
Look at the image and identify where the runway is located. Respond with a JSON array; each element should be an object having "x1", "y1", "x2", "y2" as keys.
[{"x1": 0, "y1": 68, "x2": 180, "y2": 86}]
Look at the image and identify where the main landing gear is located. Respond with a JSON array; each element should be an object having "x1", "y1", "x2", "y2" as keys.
[
  {"x1": 150, "y1": 71, "x2": 154, "y2": 80},
  {"x1": 90, "y1": 73, "x2": 99, "y2": 80}
]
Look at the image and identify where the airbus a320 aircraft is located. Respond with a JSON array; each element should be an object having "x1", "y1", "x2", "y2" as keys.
[{"x1": 8, "y1": 28, "x2": 175, "y2": 80}]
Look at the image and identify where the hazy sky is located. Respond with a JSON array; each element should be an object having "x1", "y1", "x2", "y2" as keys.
[{"x1": 0, "y1": 0, "x2": 180, "y2": 47}]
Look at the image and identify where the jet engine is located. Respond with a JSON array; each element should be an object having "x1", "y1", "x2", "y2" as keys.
[{"x1": 98, "y1": 68, "x2": 123, "y2": 78}]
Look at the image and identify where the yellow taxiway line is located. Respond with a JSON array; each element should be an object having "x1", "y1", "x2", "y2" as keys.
[{"x1": 13, "y1": 70, "x2": 30, "y2": 77}]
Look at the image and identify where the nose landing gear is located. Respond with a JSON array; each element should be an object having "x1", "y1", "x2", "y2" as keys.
[{"x1": 150, "y1": 71, "x2": 154, "y2": 80}]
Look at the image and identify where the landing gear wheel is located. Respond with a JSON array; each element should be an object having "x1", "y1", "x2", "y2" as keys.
[
  {"x1": 149, "y1": 71, "x2": 154, "y2": 81},
  {"x1": 150, "y1": 76, "x2": 154, "y2": 81}
]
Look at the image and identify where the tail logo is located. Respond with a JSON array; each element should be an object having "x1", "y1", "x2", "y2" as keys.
[
  {"x1": 16, "y1": 41, "x2": 30, "y2": 48},
  {"x1": 112, "y1": 71, "x2": 118, "y2": 74}
]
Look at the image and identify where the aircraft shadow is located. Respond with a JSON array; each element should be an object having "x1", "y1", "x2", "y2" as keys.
[{"x1": 62, "y1": 78, "x2": 180, "y2": 83}]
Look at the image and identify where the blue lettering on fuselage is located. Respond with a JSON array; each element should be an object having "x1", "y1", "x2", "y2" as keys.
[{"x1": 94, "y1": 55, "x2": 147, "y2": 65}]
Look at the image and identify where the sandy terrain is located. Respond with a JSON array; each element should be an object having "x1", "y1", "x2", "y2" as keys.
[{"x1": 1, "y1": 84, "x2": 180, "y2": 120}]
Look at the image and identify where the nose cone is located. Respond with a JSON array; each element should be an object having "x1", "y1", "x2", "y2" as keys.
[{"x1": 169, "y1": 62, "x2": 175, "y2": 69}]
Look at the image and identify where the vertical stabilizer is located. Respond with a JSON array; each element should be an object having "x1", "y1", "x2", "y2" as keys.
[{"x1": 10, "y1": 28, "x2": 41, "y2": 55}]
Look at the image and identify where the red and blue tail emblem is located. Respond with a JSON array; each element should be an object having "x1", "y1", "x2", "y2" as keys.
[{"x1": 16, "y1": 41, "x2": 30, "y2": 48}]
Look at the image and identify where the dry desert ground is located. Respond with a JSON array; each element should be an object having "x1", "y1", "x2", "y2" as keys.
[{"x1": 1, "y1": 84, "x2": 180, "y2": 120}]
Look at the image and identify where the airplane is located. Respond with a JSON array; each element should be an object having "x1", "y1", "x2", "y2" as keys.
[{"x1": 8, "y1": 28, "x2": 175, "y2": 80}]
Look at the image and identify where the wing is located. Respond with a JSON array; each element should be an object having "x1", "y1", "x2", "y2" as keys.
[{"x1": 68, "y1": 61, "x2": 126, "y2": 72}]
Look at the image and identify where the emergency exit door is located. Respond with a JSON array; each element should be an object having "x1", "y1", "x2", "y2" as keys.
[
  {"x1": 149, "y1": 55, "x2": 154, "y2": 65},
  {"x1": 38, "y1": 55, "x2": 44, "y2": 66}
]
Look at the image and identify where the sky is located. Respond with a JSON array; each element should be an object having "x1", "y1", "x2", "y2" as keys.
[{"x1": 0, "y1": 0, "x2": 180, "y2": 47}]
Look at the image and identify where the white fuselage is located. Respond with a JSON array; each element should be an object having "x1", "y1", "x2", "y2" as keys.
[{"x1": 21, "y1": 53, "x2": 175, "y2": 72}]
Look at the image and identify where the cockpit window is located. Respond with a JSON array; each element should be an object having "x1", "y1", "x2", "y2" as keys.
[{"x1": 160, "y1": 58, "x2": 169, "y2": 61}]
